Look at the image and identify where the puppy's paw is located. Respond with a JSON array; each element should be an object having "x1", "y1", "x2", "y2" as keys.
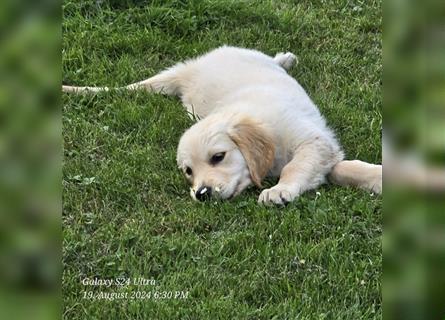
[
  {"x1": 258, "y1": 185, "x2": 296, "y2": 206},
  {"x1": 274, "y1": 52, "x2": 298, "y2": 71}
]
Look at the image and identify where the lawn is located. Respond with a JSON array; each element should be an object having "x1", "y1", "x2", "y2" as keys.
[{"x1": 62, "y1": 0, "x2": 382, "y2": 318}]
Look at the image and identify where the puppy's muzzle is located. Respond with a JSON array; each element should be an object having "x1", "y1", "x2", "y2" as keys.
[{"x1": 196, "y1": 186, "x2": 212, "y2": 201}]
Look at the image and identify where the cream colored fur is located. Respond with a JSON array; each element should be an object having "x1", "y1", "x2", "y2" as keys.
[{"x1": 63, "y1": 46, "x2": 382, "y2": 204}]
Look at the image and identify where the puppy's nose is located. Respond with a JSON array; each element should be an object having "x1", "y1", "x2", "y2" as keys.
[{"x1": 195, "y1": 186, "x2": 212, "y2": 201}]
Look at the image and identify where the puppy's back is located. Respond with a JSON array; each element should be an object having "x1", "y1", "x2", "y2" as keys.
[{"x1": 179, "y1": 46, "x2": 294, "y2": 117}]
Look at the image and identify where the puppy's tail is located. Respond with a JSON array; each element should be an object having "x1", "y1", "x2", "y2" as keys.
[{"x1": 328, "y1": 160, "x2": 382, "y2": 194}]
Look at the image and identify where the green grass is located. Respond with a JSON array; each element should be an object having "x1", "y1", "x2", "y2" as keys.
[{"x1": 62, "y1": 0, "x2": 382, "y2": 318}]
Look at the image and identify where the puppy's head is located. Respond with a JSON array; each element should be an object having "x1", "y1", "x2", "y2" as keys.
[{"x1": 176, "y1": 113, "x2": 275, "y2": 201}]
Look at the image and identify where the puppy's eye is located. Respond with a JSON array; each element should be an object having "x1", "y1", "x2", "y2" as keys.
[
  {"x1": 185, "y1": 167, "x2": 193, "y2": 175},
  {"x1": 210, "y1": 152, "x2": 226, "y2": 164}
]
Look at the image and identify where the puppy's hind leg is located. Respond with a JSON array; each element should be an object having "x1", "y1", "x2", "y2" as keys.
[
  {"x1": 62, "y1": 62, "x2": 188, "y2": 96},
  {"x1": 329, "y1": 160, "x2": 382, "y2": 194},
  {"x1": 124, "y1": 63, "x2": 188, "y2": 96},
  {"x1": 274, "y1": 52, "x2": 298, "y2": 71}
]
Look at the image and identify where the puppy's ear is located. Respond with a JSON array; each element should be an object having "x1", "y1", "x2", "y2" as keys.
[{"x1": 228, "y1": 116, "x2": 275, "y2": 187}]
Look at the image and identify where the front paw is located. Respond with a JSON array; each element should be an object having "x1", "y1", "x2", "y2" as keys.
[{"x1": 258, "y1": 185, "x2": 296, "y2": 205}]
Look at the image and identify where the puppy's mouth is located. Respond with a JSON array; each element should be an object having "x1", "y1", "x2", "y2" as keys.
[
  {"x1": 227, "y1": 189, "x2": 236, "y2": 200},
  {"x1": 218, "y1": 175, "x2": 252, "y2": 200},
  {"x1": 190, "y1": 177, "x2": 249, "y2": 201},
  {"x1": 213, "y1": 185, "x2": 234, "y2": 200},
  {"x1": 190, "y1": 185, "x2": 233, "y2": 201},
  {"x1": 212, "y1": 181, "x2": 239, "y2": 200},
  {"x1": 225, "y1": 179, "x2": 245, "y2": 200}
]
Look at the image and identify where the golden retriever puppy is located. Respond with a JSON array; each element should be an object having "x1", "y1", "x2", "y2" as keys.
[{"x1": 63, "y1": 46, "x2": 382, "y2": 204}]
